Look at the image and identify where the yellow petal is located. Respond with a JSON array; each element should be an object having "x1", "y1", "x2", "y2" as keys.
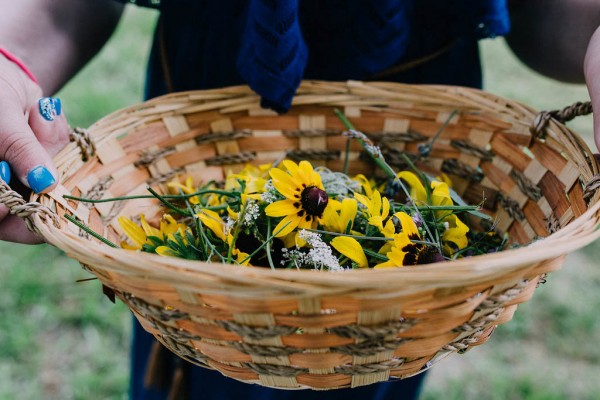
[
  {"x1": 375, "y1": 247, "x2": 405, "y2": 268},
  {"x1": 197, "y1": 209, "x2": 226, "y2": 241},
  {"x1": 140, "y1": 215, "x2": 160, "y2": 238},
  {"x1": 118, "y1": 216, "x2": 146, "y2": 248},
  {"x1": 381, "y1": 196, "x2": 390, "y2": 220},
  {"x1": 265, "y1": 200, "x2": 299, "y2": 217},
  {"x1": 273, "y1": 215, "x2": 300, "y2": 237},
  {"x1": 331, "y1": 236, "x2": 368, "y2": 268},
  {"x1": 156, "y1": 246, "x2": 177, "y2": 257},
  {"x1": 270, "y1": 168, "x2": 300, "y2": 199},
  {"x1": 395, "y1": 212, "x2": 420, "y2": 238},
  {"x1": 397, "y1": 171, "x2": 427, "y2": 203},
  {"x1": 442, "y1": 214, "x2": 470, "y2": 251}
]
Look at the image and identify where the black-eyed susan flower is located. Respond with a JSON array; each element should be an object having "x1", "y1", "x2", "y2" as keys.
[
  {"x1": 375, "y1": 212, "x2": 442, "y2": 268},
  {"x1": 265, "y1": 160, "x2": 330, "y2": 237}
]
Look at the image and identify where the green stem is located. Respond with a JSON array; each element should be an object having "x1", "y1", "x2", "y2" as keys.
[
  {"x1": 64, "y1": 189, "x2": 240, "y2": 204},
  {"x1": 63, "y1": 214, "x2": 118, "y2": 248},
  {"x1": 363, "y1": 248, "x2": 389, "y2": 262},
  {"x1": 146, "y1": 186, "x2": 191, "y2": 216},
  {"x1": 266, "y1": 218, "x2": 275, "y2": 270}
]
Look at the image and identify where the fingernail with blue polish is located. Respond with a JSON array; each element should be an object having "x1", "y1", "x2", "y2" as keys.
[
  {"x1": 39, "y1": 97, "x2": 62, "y2": 121},
  {"x1": 0, "y1": 161, "x2": 10, "y2": 184},
  {"x1": 27, "y1": 166, "x2": 56, "y2": 193}
]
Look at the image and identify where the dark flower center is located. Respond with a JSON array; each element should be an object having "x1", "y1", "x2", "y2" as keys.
[{"x1": 300, "y1": 186, "x2": 328, "y2": 216}]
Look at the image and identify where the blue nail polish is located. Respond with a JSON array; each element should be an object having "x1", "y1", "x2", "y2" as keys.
[
  {"x1": 27, "y1": 166, "x2": 56, "y2": 193},
  {"x1": 39, "y1": 97, "x2": 62, "y2": 121},
  {"x1": 0, "y1": 161, "x2": 10, "y2": 184}
]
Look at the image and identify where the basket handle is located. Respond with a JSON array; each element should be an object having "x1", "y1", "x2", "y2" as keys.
[
  {"x1": 529, "y1": 100, "x2": 600, "y2": 202},
  {"x1": 529, "y1": 101, "x2": 593, "y2": 138},
  {"x1": 0, "y1": 127, "x2": 95, "y2": 234}
]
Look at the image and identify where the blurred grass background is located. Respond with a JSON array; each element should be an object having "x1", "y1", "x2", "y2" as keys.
[{"x1": 0, "y1": 5, "x2": 599, "y2": 399}]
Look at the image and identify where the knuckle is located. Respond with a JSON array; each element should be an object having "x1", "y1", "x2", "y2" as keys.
[{"x1": 0, "y1": 131, "x2": 37, "y2": 164}]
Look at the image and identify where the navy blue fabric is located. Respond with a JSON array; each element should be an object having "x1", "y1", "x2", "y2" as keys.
[
  {"x1": 130, "y1": 320, "x2": 427, "y2": 400},
  {"x1": 146, "y1": 0, "x2": 510, "y2": 106},
  {"x1": 131, "y1": 1, "x2": 511, "y2": 399}
]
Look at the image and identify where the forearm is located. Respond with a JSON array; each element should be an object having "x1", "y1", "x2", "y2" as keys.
[
  {"x1": 506, "y1": 0, "x2": 600, "y2": 83},
  {"x1": 0, "y1": 0, "x2": 124, "y2": 94}
]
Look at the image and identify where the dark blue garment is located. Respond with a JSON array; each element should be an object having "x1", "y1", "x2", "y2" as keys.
[
  {"x1": 130, "y1": 320, "x2": 426, "y2": 400},
  {"x1": 129, "y1": 1, "x2": 511, "y2": 399},
  {"x1": 145, "y1": 0, "x2": 510, "y2": 107}
]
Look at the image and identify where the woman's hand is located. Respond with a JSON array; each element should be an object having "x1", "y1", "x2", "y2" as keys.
[{"x1": 0, "y1": 55, "x2": 70, "y2": 243}]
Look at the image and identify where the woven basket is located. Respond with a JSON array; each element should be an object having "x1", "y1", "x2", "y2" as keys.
[{"x1": 5, "y1": 80, "x2": 600, "y2": 390}]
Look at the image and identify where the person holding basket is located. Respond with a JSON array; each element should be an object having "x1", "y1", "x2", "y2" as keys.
[{"x1": 0, "y1": 0, "x2": 598, "y2": 398}]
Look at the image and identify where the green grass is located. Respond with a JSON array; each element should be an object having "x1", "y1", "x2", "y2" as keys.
[{"x1": 1, "y1": 5, "x2": 599, "y2": 400}]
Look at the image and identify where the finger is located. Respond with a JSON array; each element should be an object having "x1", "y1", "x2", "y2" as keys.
[
  {"x1": 0, "y1": 97, "x2": 61, "y2": 194},
  {"x1": 28, "y1": 97, "x2": 70, "y2": 158},
  {"x1": 0, "y1": 212, "x2": 44, "y2": 244}
]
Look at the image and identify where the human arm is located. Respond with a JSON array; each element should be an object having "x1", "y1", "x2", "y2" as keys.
[{"x1": 0, "y1": 0, "x2": 124, "y2": 242}]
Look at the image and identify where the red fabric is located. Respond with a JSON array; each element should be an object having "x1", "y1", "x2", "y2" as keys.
[{"x1": 0, "y1": 47, "x2": 39, "y2": 84}]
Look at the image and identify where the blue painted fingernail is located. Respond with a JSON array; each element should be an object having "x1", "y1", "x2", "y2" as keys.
[
  {"x1": 0, "y1": 161, "x2": 10, "y2": 184},
  {"x1": 39, "y1": 97, "x2": 62, "y2": 121},
  {"x1": 27, "y1": 166, "x2": 56, "y2": 193}
]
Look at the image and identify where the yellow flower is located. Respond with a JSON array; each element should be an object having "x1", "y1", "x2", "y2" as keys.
[
  {"x1": 331, "y1": 236, "x2": 368, "y2": 268},
  {"x1": 196, "y1": 209, "x2": 226, "y2": 241},
  {"x1": 321, "y1": 198, "x2": 358, "y2": 234},
  {"x1": 225, "y1": 163, "x2": 271, "y2": 195},
  {"x1": 167, "y1": 176, "x2": 200, "y2": 205},
  {"x1": 118, "y1": 214, "x2": 187, "y2": 250},
  {"x1": 353, "y1": 174, "x2": 376, "y2": 197},
  {"x1": 265, "y1": 160, "x2": 329, "y2": 237},
  {"x1": 354, "y1": 190, "x2": 390, "y2": 232},
  {"x1": 397, "y1": 171, "x2": 469, "y2": 256}
]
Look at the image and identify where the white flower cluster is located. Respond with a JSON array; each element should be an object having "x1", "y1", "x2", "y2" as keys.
[
  {"x1": 225, "y1": 216, "x2": 236, "y2": 236},
  {"x1": 260, "y1": 180, "x2": 278, "y2": 204},
  {"x1": 281, "y1": 230, "x2": 343, "y2": 271},
  {"x1": 243, "y1": 200, "x2": 260, "y2": 226},
  {"x1": 316, "y1": 166, "x2": 360, "y2": 198}
]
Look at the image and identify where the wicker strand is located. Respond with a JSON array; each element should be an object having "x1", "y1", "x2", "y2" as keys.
[
  {"x1": 70, "y1": 127, "x2": 96, "y2": 162},
  {"x1": 334, "y1": 358, "x2": 406, "y2": 375},
  {"x1": 450, "y1": 139, "x2": 494, "y2": 161},
  {"x1": 498, "y1": 193, "x2": 526, "y2": 221},
  {"x1": 441, "y1": 159, "x2": 484, "y2": 182},
  {"x1": 509, "y1": 170, "x2": 542, "y2": 201},
  {"x1": 216, "y1": 320, "x2": 298, "y2": 340},
  {"x1": 328, "y1": 320, "x2": 415, "y2": 340}
]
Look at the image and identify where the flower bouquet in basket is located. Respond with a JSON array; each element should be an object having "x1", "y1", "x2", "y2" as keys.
[
  {"x1": 112, "y1": 114, "x2": 506, "y2": 272},
  {"x1": 6, "y1": 82, "x2": 600, "y2": 390}
]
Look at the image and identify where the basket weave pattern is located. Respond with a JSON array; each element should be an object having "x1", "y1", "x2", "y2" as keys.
[{"x1": 24, "y1": 81, "x2": 600, "y2": 389}]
